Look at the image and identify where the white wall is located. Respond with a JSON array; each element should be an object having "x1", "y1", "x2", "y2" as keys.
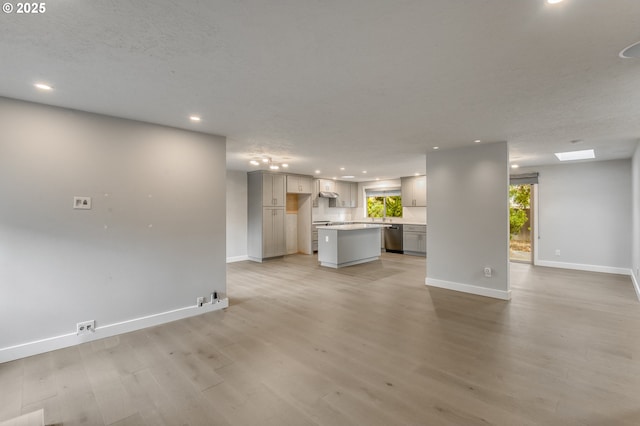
[
  {"x1": 226, "y1": 170, "x2": 248, "y2": 262},
  {"x1": 630, "y1": 144, "x2": 640, "y2": 296},
  {"x1": 426, "y1": 142, "x2": 510, "y2": 300},
  {"x1": 527, "y1": 159, "x2": 631, "y2": 274},
  {"x1": 0, "y1": 98, "x2": 228, "y2": 362}
]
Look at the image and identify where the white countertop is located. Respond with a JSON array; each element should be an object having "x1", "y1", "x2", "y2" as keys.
[{"x1": 321, "y1": 224, "x2": 390, "y2": 231}]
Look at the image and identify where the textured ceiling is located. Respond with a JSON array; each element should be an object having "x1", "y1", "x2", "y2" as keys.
[{"x1": 1, "y1": 1, "x2": 639, "y2": 181}]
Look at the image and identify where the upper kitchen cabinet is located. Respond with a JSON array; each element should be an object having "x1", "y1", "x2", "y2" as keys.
[
  {"x1": 287, "y1": 175, "x2": 313, "y2": 194},
  {"x1": 262, "y1": 173, "x2": 286, "y2": 207},
  {"x1": 330, "y1": 181, "x2": 358, "y2": 208},
  {"x1": 318, "y1": 179, "x2": 337, "y2": 193},
  {"x1": 401, "y1": 175, "x2": 426, "y2": 207}
]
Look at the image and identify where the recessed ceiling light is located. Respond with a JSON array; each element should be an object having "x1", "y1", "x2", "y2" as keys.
[
  {"x1": 433, "y1": 146, "x2": 439, "y2": 150},
  {"x1": 250, "y1": 160, "x2": 260, "y2": 166},
  {"x1": 362, "y1": 171, "x2": 367, "y2": 174},
  {"x1": 511, "y1": 164, "x2": 520, "y2": 169},
  {"x1": 414, "y1": 173, "x2": 420, "y2": 176},
  {"x1": 332, "y1": 177, "x2": 337, "y2": 180},
  {"x1": 340, "y1": 167, "x2": 345, "y2": 171},
  {"x1": 554, "y1": 149, "x2": 595, "y2": 162},
  {"x1": 547, "y1": 0, "x2": 563, "y2": 4},
  {"x1": 375, "y1": 178, "x2": 380, "y2": 181},
  {"x1": 269, "y1": 164, "x2": 279, "y2": 170},
  {"x1": 315, "y1": 170, "x2": 321, "y2": 174},
  {"x1": 282, "y1": 163, "x2": 289, "y2": 168},
  {"x1": 34, "y1": 83, "x2": 52, "y2": 91},
  {"x1": 341, "y1": 175, "x2": 355, "y2": 179},
  {"x1": 262, "y1": 158, "x2": 269, "y2": 163},
  {"x1": 189, "y1": 116, "x2": 201, "y2": 122},
  {"x1": 474, "y1": 139, "x2": 481, "y2": 143}
]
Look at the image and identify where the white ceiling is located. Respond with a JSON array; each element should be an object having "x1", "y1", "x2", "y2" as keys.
[{"x1": 2, "y1": 1, "x2": 639, "y2": 181}]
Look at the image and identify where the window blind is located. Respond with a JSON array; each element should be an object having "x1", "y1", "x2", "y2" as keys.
[{"x1": 510, "y1": 172, "x2": 538, "y2": 185}]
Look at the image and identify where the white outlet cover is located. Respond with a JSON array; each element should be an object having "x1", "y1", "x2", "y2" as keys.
[{"x1": 73, "y1": 196, "x2": 92, "y2": 210}]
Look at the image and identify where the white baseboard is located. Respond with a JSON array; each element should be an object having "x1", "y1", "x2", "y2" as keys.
[
  {"x1": 0, "y1": 298, "x2": 229, "y2": 364},
  {"x1": 631, "y1": 272, "x2": 640, "y2": 301},
  {"x1": 536, "y1": 260, "x2": 631, "y2": 276},
  {"x1": 425, "y1": 277, "x2": 511, "y2": 300},
  {"x1": 226, "y1": 255, "x2": 249, "y2": 263}
]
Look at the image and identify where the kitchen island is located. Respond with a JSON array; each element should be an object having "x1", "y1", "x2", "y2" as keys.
[{"x1": 317, "y1": 224, "x2": 389, "y2": 268}]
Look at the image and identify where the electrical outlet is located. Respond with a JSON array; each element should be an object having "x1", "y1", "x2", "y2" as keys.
[
  {"x1": 484, "y1": 267, "x2": 492, "y2": 278},
  {"x1": 197, "y1": 296, "x2": 205, "y2": 307},
  {"x1": 73, "y1": 196, "x2": 92, "y2": 210},
  {"x1": 77, "y1": 320, "x2": 96, "y2": 335}
]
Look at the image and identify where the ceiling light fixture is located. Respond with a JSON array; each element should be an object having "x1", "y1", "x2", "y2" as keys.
[
  {"x1": 547, "y1": 0, "x2": 563, "y2": 4},
  {"x1": 362, "y1": 171, "x2": 367, "y2": 174},
  {"x1": 189, "y1": 115, "x2": 201, "y2": 122},
  {"x1": 269, "y1": 164, "x2": 279, "y2": 170},
  {"x1": 414, "y1": 173, "x2": 420, "y2": 176},
  {"x1": 315, "y1": 170, "x2": 321, "y2": 174},
  {"x1": 282, "y1": 164, "x2": 289, "y2": 168},
  {"x1": 250, "y1": 160, "x2": 260, "y2": 166},
  {"x1": 511, "y1": 164, "x2": 520, "y2": 169},
  {"x1": 433, "y1": 146, "x2": 440, "y2": 150},
  {"x1": 474, "y1": 139, "x2": 481, "y2": 143},
  {"x1": 34, "y1": 83, "x2": 52, "y2": 91},
  {"x1": 262, "y1": 158, "x2": 269, "y2": 163},
  {"x1": 554, "y1": 149, "x2": 595, "y2": 162},
  {"x1": 341, "y1": 175, "x2": 355, "y2": 179},
  {"x1": 340, "y1": 167, "x2": 345, "y2": 171}
]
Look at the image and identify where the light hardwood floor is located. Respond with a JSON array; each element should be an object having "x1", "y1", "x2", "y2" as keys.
[{"x1": 2, "y1": 253, "x2": 640, "y2": 425}]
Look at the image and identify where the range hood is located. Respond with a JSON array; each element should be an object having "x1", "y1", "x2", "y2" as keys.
[{"x1": 318, "y1": 191, "x2": 339, "y2": 199}]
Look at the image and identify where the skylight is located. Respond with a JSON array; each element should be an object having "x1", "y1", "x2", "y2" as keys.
[{"x1": 554, "y1": 149, "x2": 595, "y2": 162}]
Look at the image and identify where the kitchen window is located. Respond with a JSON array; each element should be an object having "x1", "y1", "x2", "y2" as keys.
[{"x1": 365, "y1": 189, "x2": 402, "y2": 218}]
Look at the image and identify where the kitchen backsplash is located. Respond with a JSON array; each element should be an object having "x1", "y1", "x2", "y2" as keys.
[{"x1": 313, "y1": 196, "x2": 426, "y2": 224}]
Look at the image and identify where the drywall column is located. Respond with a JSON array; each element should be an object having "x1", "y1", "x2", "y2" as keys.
[
  {"x1": 425, "y1": 142, "x2": 510, "y2": 300},
  {"x1": 226, "y1": 170, "x2": 248, "y2": 262},
  {"x1": 0, "y1": 98, "x2": 227, "y2": 362},
  {"x1": 632, "y1": 143, "x2": 640, "y2": 298}
]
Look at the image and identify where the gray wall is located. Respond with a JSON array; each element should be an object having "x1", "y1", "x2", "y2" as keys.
[
  {"x1": 529, "y1": 159, "x2": 631, "y2": 271},
  {"x1": 0, "y1": 98, "x2": 227, "y2": 353},
  {"x1": 426, "y1": 142, "x2": 510, "y2": 299},
  {"x1": 632, "y1": 143, "x2": 640, "y2": 293},
  {"x1": 226, "y1": 170, "x2": 248, "y2": 261}
]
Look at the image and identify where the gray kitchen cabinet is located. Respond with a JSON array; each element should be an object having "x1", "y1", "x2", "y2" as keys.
[
  {"x1": 349, "y1": 182, "x2": 359, "y2": 207},
  {"x1": 262, "y1": 208, "x2": 286, "y2": 258},
  {"x1": 262, "y1": 173, "x2": 285, "y2": 206},
  {"x1": 330, "y1": 181, "x2": 358, "y2": 208},
  {"x1": 403, "y1": 224, "x2": 426, "y2": 256},
  {"x1": 248, "y1": 171, "x2": 287, "y2": 261},
  {"x1": 287, "y1": 175, "x2": 313, "y2": 194},
  {"x1": 401, "y1": 175, "x2": 427, "y2": 207},
  {"x1": 318, "y1": 179, "x2": 336, "y2": 193}
]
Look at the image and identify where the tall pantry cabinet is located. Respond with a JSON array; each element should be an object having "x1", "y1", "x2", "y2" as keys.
[{"x1": 248, "y1": 171, "x2": 286, "y2": 261}]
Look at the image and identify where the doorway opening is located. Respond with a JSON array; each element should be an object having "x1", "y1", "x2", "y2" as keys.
[{"x1": 509, "y1": 183, "x2": 533, "y2": 263}]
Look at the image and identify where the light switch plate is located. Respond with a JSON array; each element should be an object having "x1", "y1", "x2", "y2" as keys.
[{"x1": 73, "y1": 196, "x2": 92, "y2": 210}]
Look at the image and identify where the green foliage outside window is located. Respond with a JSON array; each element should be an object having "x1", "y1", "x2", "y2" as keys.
[
  {"x1": 367, "y1": 195, "x2": 402, "y2": 218},
  {"x1": 385, "y1": 196, "x2": 402, "y2": 217},
  {"x1": 509, "y1": 185, "x2": 530, "y2": 237}
]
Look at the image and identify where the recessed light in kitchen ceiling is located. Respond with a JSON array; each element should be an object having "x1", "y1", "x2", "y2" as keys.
[
  {"x1": 341, "y1": 175, "x2": 355, "y2": 179},
  {"x1": 315, "y1": 170, "x2": 321, "y2": 174},
  {"x1": 250, "y1": 160, "x2": 260, "y2": 166},
  {"x1": 547, "y1": 0, "x2": 564, "y2": 4},
  {"x1": 340, "y1": 167, "x2": 345, "y2": 171},
  {"x1": 362, "y1": 171, "x2": 367, "y2": 174},
  {"x1": 189, "y1": 115, "x2": 201, "y2": 122},
  {"x1": 433, "y1": 146, "x2": 439, "y2": 150},
  {"x1": 282, "y1": 164, "x2": 289, "y2": 168},
  {"x1": 511, "y1": 164, "x2": 520, "y2": 169},
  {"x1": 620, "y1": 40, "x2": 640, "y2": 58},
  {"x1": 474, "y1": 139, "x2": 481, "y2": 143}
]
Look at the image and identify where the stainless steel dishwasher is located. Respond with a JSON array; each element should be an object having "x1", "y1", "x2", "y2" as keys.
[{"x1": 384, "y1": 224, "x2": 403, "y2": 253}]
